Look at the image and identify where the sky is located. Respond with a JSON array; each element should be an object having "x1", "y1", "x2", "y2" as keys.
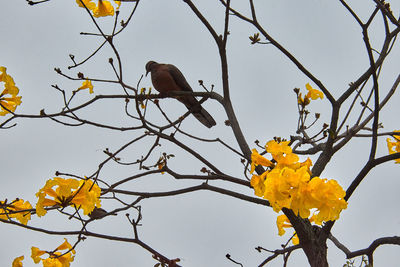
[{"x1": 1, "y1": 0, "x2": 400, "y2": 266}]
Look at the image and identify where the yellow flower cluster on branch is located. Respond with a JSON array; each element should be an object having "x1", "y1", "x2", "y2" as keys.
[
  {"x1": 31, "y1": 238, "x2": 75, "y2": 267},
  {"x1": 35, "y1": 177, "x2": 101, "y2": 217},
  {"x1": 250, "y1": 140, "x2": 347, "y2": 241},
  {"x1": 76, "y1": 0, "x2": 121, "y2": 18},
  {"x1": 387, "y1": 130, "x2": 400, "y2": 164},
  {"x1": 0, "y1": 66, "x2": 22, "y2": 116},
  {"x1": 0, "y1": 198, "x2": 32, "y2": 225},
  {"x1": 9, "y1": 177, "x2": 100, "y2": 266}
]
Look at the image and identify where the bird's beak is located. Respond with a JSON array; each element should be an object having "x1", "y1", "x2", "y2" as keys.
[{"x1": 145, "y1": 70, "x2": 149, "y2": 77}]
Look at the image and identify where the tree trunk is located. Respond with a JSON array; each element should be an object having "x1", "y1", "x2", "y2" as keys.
[
  {"x1": 284, "y1": 209, "x2": 330, "y2": 267},
  {"x1": 301, "y1": 226, "x2": 329, "y2": 267}
]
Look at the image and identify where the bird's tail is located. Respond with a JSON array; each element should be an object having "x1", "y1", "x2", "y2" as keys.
[{"x1": 192, "y1": 107, "x2": 216, "y2": 128}]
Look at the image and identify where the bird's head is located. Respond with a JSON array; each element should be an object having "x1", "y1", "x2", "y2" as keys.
[{"x1": 145, "y1": 61, "x2": 158, "y2": 76}]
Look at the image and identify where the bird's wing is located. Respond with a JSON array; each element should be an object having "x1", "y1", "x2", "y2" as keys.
[
  {"x1": 162, "y1": 64, "x2": 216, "y2": 128},
  {"x1": 166, "y1": 64, "x2": 193, "y2": 92}
]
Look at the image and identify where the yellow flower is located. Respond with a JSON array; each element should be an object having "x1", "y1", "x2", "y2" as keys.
[
  {"x1": 31, "y1": 247, "x2": 46, "y2": 264},
  {"x1": 0, "y1": 66, "x2": 22, "y2": 116},
  {"x1": 56, "y1": 238, "x2": 76, "y2": 254},
  {"x1": 12, "y1": 256, "x2": 24, "y2": 267},
  {"x1": 0, "y1": 95, "x2": 22, "y2": 115},
  {"x1": 76, "y1": 0, "x2": 96, "y2": 10},
  {"x1": 275, "y1": 152, "x2": 300, "y2": 169},
  {"x1": 276, "y1": 214, "x2": 299, "y2": 245},
  {"x1": 35, "y1": 177, "x2": 101, "y2": 217},
  {"x1": 31, "y1": 239, "x2": 75, "y2": 267},
  {"x1": 73, "y1": 180, "x2": 102, "y2": 215},
  {"x1": 265, "y1": 140, "x2": 291, "y2": 155},
  {"x1": 297, "y1": 92, "x2": 310, "y2": 106},
  {"x1": 263, "y1": 166, "x2": 311, "y2": 213},
  {"x1": 93, "y1": 0, "x2": 115, "y2": 18},
  {"x1": 250, "y1": 172, "x2": 268, "y2": 197},
  {"x1": 250, "y1": 149, "x2": 274, "y2": 173},
  {"x1": 42, "y1": 253, "x2": 75, "y2": 267},
  {"x1": 289, "y1": 178, "x2": 313, "y2": 218},
  {"x1": 0, "y1": 66, "x2": 19, "y2": 95},
  {"x1": 78, "y1": 79, "x2": 94, "y2": 94},
  {"x1": 265, "y1": 140, "x2": 301, "y2": 169},
  {"x1": 276, "y1": 214, "x2": 292, "y2": 236},
  {"x1": 263, "y1": 167, "x2": 292, "y2": 212},
  {"x1": 11, "y1": 199, "x2": 33, "y2": 225},
  {"x1": 306, "y1": 177, "x2": 347, "y2": 225},
  {"x1": 0, "y1": 198, "x2": 32, "y2": 225},
  {"x1": 387, "y1": 130, "x2": 400, "y2": 164},
  {"x1": 305, "y1": 83, "x2": 324, "y2": 100},
  {"x1": 265, "y1": 140, "x2": 292, "y2": 160},
  {"x1": 76, "y1": 0, "x2": 119, "y2": 18},
  {"x1": 114, "y1": 0, "x2": 121, "y2": 10},
  {"x1": 299, "y1": 157, "x2": 313, "y2": 172}
]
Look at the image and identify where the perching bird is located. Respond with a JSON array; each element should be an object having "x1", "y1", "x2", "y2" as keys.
[
  {"x1": 88, "y1": 207, "x2": 117, "y2": 220},
  {"x1": 145, "y1": 61, "x2": 216, "y2": 128}
]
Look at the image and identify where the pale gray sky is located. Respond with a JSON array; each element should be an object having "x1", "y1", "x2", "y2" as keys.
[{"x1": 1, "y1": 0, "x2": 399, "y2": 266}]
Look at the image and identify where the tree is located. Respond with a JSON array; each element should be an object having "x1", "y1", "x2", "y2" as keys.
[{"x1": 1, "y1": 0, "x2": 400, "y2": 266}]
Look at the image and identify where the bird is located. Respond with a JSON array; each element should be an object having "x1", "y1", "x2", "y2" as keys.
[
  {"x1": 145, "y1": 61, "x2": 216, "y2": 128},
  {"x1": 88, "y1": 207, "x2": 117, "y2": 220}
]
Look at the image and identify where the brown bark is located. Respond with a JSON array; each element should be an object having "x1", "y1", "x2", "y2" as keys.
[
  {"x1": 301, "y1": 227, "x2": 329, "y2": 267},
  {"x1": 284, "y1": 208, "x2": 329, "y2": 266}
]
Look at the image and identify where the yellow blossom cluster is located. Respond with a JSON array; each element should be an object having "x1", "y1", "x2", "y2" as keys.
[
  {"x1": 297, "y1": 83, "x2": 324, "y2": 106},
  {"x1": 76, "y1": 0, "x2": 121, "y2": 18},
  {"x1": 9, "y1": 178, "x2": 101, "y2": 266},
  {"x1": 31, "y1": 239, "x2": 75, "y2": 267},
  {"x1": 0, "y1": 198, "x2": 32, "y2": 225},
  {"x1": 35, "y1": 177, "x2": 101, "y2": 217},
  {"x1": 387, "y1": 130, "x2": 400, "y2": 164},
  {"x1": 250, "y1": 140, "x2": 348, "y2": 241},
  {"x1": 0, "y1": 66, "x2": 22, "y2": 116}
]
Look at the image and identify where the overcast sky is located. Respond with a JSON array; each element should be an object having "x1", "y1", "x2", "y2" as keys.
[{"x1": 1, "y1": 0, "x2": 400, "y2": 266}]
